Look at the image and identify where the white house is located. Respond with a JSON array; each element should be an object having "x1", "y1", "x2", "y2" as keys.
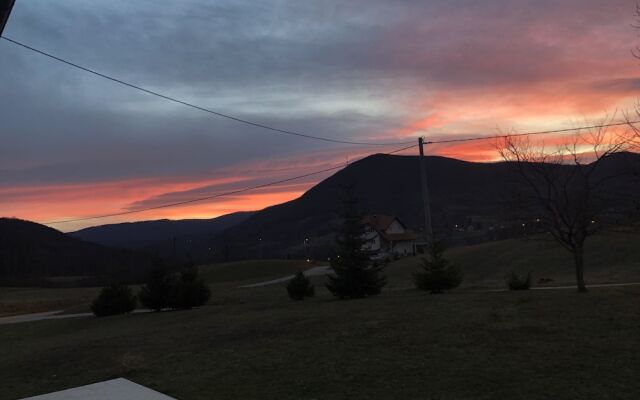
[{"x1": 362, "y1": 215, "x2": 417, "y2": 257}]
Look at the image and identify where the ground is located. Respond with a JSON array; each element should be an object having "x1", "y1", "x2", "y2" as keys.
[
  {"x1": 1, "y1": 284, "x2": 639, "y2": 400},
  {"x1": 1, "y1": 234, "x2": 639, "y2": 399}
]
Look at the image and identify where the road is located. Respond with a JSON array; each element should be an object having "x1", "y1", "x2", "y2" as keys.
[
  {"x1": 238, "y1": 266, "x2": 332, "y2": 288},
  {"x1": 2, "y1": 280, "x2": 639, "y2": 326}
]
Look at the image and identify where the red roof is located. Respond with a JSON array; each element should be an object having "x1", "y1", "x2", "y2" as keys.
[
  {"x1": 362, "y1": 215, "x2": 417, "y2": 242},
  {"x1": 362, "y1": 215, "x2": 397, "y2": 231}
]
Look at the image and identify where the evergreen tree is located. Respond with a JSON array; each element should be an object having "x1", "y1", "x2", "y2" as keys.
[
  {"x1": 170, "y1": 260, "x2": 211, "y2": 309},
  {"x1": 138, "y1": 261, "x2": 174, "y2": 311},
  {"x1": 91, "y1": 283, "x2": 136, "y2": 317},
  {"x1": 413, "y1": 240, "x2": 462, "y2": 294},
  {"x1": 286, "y1": 271, "x2": 315, "y2": 300},
  {"x1": 326, "y1": 187, "x2": 386, "y2": 299}
]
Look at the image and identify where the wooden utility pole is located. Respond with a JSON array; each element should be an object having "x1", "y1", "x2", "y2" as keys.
[
  {"x1": 0, "y1": 0, "x2": 15, "y2": 36},
  {"x1": 418, "y1": 137, "x2": 434, "y2": 246}
]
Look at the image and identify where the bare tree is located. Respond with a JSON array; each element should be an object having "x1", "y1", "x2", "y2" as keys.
[{"x1": 497, "y1": 118, "x2": 638, "y2": 292}]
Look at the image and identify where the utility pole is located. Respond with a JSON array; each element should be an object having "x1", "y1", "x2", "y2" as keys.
[
  {"x1": 418, "y1": 137, "x2": 434, "y2": 246},
  {"x1": 304, "y1": 238, "x2": 309, "y2": 261},
  {"x1": 0, "y1": 0, "x2": 15, "y2": 36}
]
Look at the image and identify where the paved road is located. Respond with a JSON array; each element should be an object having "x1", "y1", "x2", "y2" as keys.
[
  {"x1": 3, "y1": 280, "x2": 639, "y2": 326},
  {"x1": 0, "y1": 310, "x2": 90, "y2": 326},
  {"x1": 485, "y1": 282, "x2": 640, "y2": 292},
  {"x1": 238, "y1": 266, "x2": 332, "y2": 288},
  {"x1": 0, "y1": 309, "x2": 153, "y2": 326}
]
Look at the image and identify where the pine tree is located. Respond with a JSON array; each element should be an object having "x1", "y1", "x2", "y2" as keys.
[
  {"x1": 326, "y1": 187, "x2": 386, "y2": 299},
  {"x1": 413, "y1": 240, "x2": 462, "y2": 294},
  {"x1": 170, "y1": 260, "x2": 211, "y2": 309},
  {"x1": 286, "y1": 271, "x2": 315, "y2": 300},
  {"x1": 138, "y1": 261, "x2": 174, "y2": 311}
]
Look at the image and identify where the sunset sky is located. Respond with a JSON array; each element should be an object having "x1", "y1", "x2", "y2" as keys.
[{"x1": 1, "y1": 0, "x2": 639, "y2": 232}]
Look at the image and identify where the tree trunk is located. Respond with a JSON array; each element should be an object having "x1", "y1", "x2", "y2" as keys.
[{"x1": 573, "y1": 245, "x2": 588, "y2": 293}]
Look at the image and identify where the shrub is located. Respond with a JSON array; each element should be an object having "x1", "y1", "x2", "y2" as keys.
[
  {"x1": 91, "y1": 283, "x2": 136, "y2": 317},
  {"x1": 287, "y1": 271, "x2": 315, "y2": 300},
  {"x1": 413, "y1": 241, "x2": 462, "y2": 294},
  {"x1": 507, "y1": 271, "x2": 531, "y2": 290},
  {"x1": 138, "y1": 263, "x2": 174, "y2": 311},
  {"x1": 169, "y1": 263, "x2": 211, "y2": 309}
]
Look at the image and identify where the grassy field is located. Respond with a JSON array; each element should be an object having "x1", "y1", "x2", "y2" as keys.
[
  {"x1": 0, "y1": 287, "x2": 101, "y2": 317},
  {"x1": 2, "y1": 233, "x2": 638, "y2": 317},
  {"x1": 2, "y1": 234, "x2": 640, "y2": 399},
  {"x1": 385, "y1": 232, "x2": 640, "y2": 288},
  {"x1": 0, "y1": 260, "x2": 315, "y2": 317},
  {"x1": 1, "y1": 282, "x2": 639, "y2": 400},
  {"x1": 198, "y1": 259, "x2": 316, "y2": 284}
]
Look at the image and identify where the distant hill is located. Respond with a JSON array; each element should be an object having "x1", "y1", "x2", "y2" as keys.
[
  {"x1": 67, "y1": 153, "x2": 640, "y2": 263},
  {"x1": 0, "y1": 218, "x2": 154, "y2": 286},
  {"x1": 215, "y1": 152, "x2": 640, "y2": 260},
  {"x1": 71, "y1": 211, "x2": 253, "y2": 248},
  {"x1": 216, "y1": 154, "x2": 512, "y2": 260}
]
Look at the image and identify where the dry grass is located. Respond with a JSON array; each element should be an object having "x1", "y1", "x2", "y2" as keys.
[{"x1": 1, "y1": 283, "x2": 639, "y2": 400}]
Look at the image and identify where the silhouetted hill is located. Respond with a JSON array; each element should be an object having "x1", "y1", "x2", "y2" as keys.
[
  {"x1": 216, "y1": 152, "x2": 640, "y2": 260},
  {"x1": 63, "y1": 153, "x2": 639, "y2": 263},
  {"x1": 71, "y1": 211, "x2": 253, "y2": 248},
  {"x1": 216, "y1": 154, "x2": 511, "y2": 259},
  {"x1": 0, "y1": 218, "x2": 154, "y2": 286}
]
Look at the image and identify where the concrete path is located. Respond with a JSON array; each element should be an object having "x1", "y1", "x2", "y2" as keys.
[
  {"x1": 0, "y1": 309, "x2": 155, "y2": 327},
  {"x1": 22, "y1": 377, "x2": 176, "y2": 399},
  {"x1": 3, "y1": 280, "x2": 639, "y2": 327},
  {"x1": 0, "y1": 310, "x2": 86, "y2": 326},
  {"x1": 472, "y1": 282, "x2": 640, "y2": 292},
  {"x1": 238, "y1": 266, "x2": 332, "y2": 288},
  {"x1": 239, "y1": 268, "x2": 640, "y2": 292}
]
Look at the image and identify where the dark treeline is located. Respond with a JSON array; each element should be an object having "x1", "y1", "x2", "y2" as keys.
[{"x1": 0, "y1": 218, "x2": 156, "y2": 287}]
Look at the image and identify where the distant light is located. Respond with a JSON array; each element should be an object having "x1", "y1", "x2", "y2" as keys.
[
  {"x1": 522, "y1": 223, "x2": 526, "y2": 227},
  {"x1": 306, "y1": 259, "x2": 310, "y2": 263}
]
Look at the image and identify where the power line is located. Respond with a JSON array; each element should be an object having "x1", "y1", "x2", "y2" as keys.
[
  {"x1": 44, "y1": 143, "x2": 418, "y2": 225},
  {"x1": 425, "y1": 120, "x2": 640, "y2": 144},
  {"x1": 3, "y1": 36, "x2": 638, "y2": 147},
  {"x1": 0, "y1": 35, "x2": 414, "y2": 147}
]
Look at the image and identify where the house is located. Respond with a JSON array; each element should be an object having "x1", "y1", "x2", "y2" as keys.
[{"x1": 362, "y1": 215, "x2": 418, "y2": 257}]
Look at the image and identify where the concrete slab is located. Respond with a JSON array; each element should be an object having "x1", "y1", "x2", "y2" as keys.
[{"x1": 21, "y1": 378, "x2": 176, "y2": 400}]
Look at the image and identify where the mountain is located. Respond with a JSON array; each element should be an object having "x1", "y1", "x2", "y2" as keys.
[
  {"x1": 216, "y1": 154, "x2": 512, "y2": 260},
  {"x1": 215, "y1": 152, "x2": 640, "y2": 260},
  {"x1": 0, "y1": 218, "x2": 154, "y2": 286},
  {"x1": 69, "y1": 153, "x2": 640, "y2": 264},
  {"x1": 71, "y1": 211, "x2": 254, "y2": 248}
]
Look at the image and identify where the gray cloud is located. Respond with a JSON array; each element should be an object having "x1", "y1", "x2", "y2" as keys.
[{"x1": 0, "y1": 0, "x2": 636, "y2": 195}]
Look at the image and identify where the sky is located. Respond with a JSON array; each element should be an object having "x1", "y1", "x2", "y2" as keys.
[{"x1": 1, "y1": 0, "x2": 639, "y2": 231}]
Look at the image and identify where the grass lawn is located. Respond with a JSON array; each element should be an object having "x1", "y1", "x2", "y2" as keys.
[
  {"x1": 385, "y1": 232, "x2": 640, "y2": 288},
  {"x1": 198, "y1": 259, "x2": 317, "y2": 284},
  {"x1": 1, "y1": 282, "x2": 639, "y2": 400},
  {"x1": 0, "y1": 260, "x2": 316, "y2": 317},
  {"x1": 0, "y1": 287, "x2": 101, "y2": 317}
]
